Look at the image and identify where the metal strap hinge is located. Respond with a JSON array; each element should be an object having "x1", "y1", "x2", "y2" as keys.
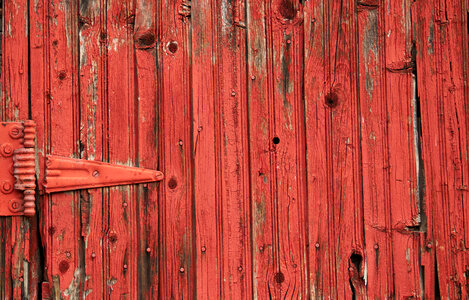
[{"x1": 1, "y1": 121, "x2": 164, "y2": 217}]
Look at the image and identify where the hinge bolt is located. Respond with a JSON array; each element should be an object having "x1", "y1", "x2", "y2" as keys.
[
  {"x1": 1, "y1": 181, "x2": 13, "y2": 194},
  {"x1": 9, "y1": 126, "x2": 23, "y2": 139},
  {"x1": 1, "y1": 143, "x2": 13, "y2": 157}
]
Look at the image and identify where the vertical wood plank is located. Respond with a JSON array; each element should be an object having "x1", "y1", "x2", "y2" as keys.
[
  {"x1": 246, "y1": 0, "x2": 276, "y2": 297},
  {"x1": 134, "y1": 0, "x2": 159, "y2": 298},
  {"x1": 1, "y1": 0, "x2": 37, "y2": 299},
  {"x1": 191, "y1": 0, "x2": 221, "y2": 298},
  {"x1": 357, "y1": 3, "x2": 394, "y2": 298},
  {"x1": 303, "y1": 0, "x2": 331, "y2": 298},
  {"x1": 385, "y1": 0, "x2": 421, "y2": 297},
  {"x1": 78, "y1": 0, "x2": 105, "y2": 298},
  {"x1": 106, "y1": 0, "x2": 137, "y2": 298},
  {"x1": 157, "y1": 0, "x2": 194, "y2": 298},
  {"x1": 269, "y1": 0, "x2": 308, "y2": 298},
  {"x1": 324, "y1": 0, "x2": 364, "y2": 297},
  {"x1": 414, "y1": 0, "x2": 469, "y2": 298},
  {"x1": 215, "y1": 0, "x2": 252, "y2": 298},
  {"x1": 45, "y1": 0, "x2": 82, "y2": 298}
]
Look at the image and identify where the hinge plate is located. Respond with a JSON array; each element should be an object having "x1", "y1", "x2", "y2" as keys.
[
  {"x1": 0, "y1": 121, "x2": 36, "y2": 216},
  {"x1": 44, "y1": 155, "x2": 164, "y2": 193}
]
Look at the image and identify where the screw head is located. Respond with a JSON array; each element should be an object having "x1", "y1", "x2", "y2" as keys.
[
  {"x1": 374, "y1": 244, "x2": 379, "y2": 250},
  {"x1": 9, "y1": 125, "x2": 23, "y2": 139},
  {"x1": 1, "y1": 181, "x2": 13, "y2": 194},
  {"x1": 201, "y1": 246, "x2": 206, "y2": 253},
  {"x1": 251, "y1": 75, "x2": 256, "y2": 80},
  {"x1": 178, "y1": 140, "x2": 183, "y2": 146},
  {"x1": 123, "y1": 202, "x2": 128, "y2": 208},
  {"x1": 231, "y1": 91, "x2": 236, "y2": 97},
  {"x1": 1, "y1": 143, "x2": 14, "y2": 157},
  {"x1": 146, "y1": 247, "x2": 151, "y2": 253},
  {"x1": 91, "y1": 252, "x2": 96, "y2": 258},
  {"x1": 66, "y1": 252, "x2": 71, "y2": 258},
  {"x1": 315, "y1": 243, "x2": 320, "y2": 249},
  {"x1": 123, "y1": 264, "x2": 128, "y2": 269},
  {"x1": 238, "y1": 266, "x2": 243, "y2": 272},
  {"x1": 9, "y1": 199, "x2": 22, "y2": 212},
  {"x1": 287, "y1": 39, "x2": 291, "y2": 44},
  {"x1": 427, "y1": 242, "x2": 432, "y2": 249},
  {"x1": 179, "y1": 267, "x2": 185, "y2": 273},
  {"x1": 92, "y1": 170, "x2": 99, "y2": 177}
]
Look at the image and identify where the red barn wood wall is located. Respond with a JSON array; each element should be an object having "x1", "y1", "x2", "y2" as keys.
[{"x1": 0, "y1": 0, "x2": 467, "y2": 299}]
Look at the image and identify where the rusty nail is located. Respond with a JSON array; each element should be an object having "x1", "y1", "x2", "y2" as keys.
[
  {"x1": 201, "y1": 246, "x2": 206, "y2": 253},
  {"x1": 123, "y1": 264, "x2": 128, "y2": 269},
  {"x1": 374, "y1": 244, "x2": 379, "y2": 250},
  {"x1": 238, "y1": 266, "x2": 243, "y2": 272},
  {"x1": 91, "y1": 252, "x2": 96, "y2": 258},
  {"x1": 315, "y1": 243, "x2": 320, "y2": 249},
  {"x1": 146, "y1": 247, "x2": 151, "y2": 253},
  {"x1": 92, "y1": 170, "x2": 99, "y2": 177},
  {"x1": 179, "y1": 267, "x2": 185, "y2": 273}
]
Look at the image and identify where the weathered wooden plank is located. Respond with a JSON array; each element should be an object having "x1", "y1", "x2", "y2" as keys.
[
  {"x1": 106, "y1": 0, "x2": 137, "y2": 298},
  {"x1": 357, "y1": 3, "x2": 395, "y2": 298},
  {"x1": 157, "y1": 1, "x2": 194, "y2": 299},
  {"x1": 45, "y1": 0, "x2": 82, "y2": 298},
  {"x1": 191, "y1": 0, "x2": 222, "y2": 297},
  {"x1": 246, "y1": 0, "x2": 277, "y2": 298},
  {"x1": 384, "y1": 0, "x2": 421, "y2": 297},
  {"x1": 215, "y1": 0, "x2": 252, "y2": 298},
  {"x1": 325, "y1": 0, "x2": 365, "y2": 298},
  {"x1": 134, "y1": 0, "x2": 159, "y2": 298},
  {"x1": 269, "y1": 0, "x2": 308, "y2": 298},
  {"x1": 303, "y1": 0, "x2": 331, "y2": 297},
  {"x1": 1, "y1": 0, "x2": 37, "y2": 299},
  {"x1": 78, "y1": 0, "x2": 105, "y2": 298},
  {"x1": 414, "y1": 0, "x2": 469, "y2": 298}
]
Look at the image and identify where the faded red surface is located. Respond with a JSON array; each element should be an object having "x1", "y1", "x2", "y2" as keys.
[{"x1": 0, "y1": 0, "x2": 468, "y2": 299}]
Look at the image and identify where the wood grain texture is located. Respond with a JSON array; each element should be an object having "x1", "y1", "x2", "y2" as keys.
[{"x1": 2, "y1": 0, "x2": 468, "y2": 298}]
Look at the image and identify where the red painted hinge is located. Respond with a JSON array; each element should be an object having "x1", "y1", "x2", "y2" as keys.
[
  {"x1": 0, "y1": 121, "x2": 36, "y2": 216},
  {"x1": 43, "y1": 155, "x2": 164, "y2": 193},
  {"x1": 1, "y1": 121, "x2": 163, "y2": 217}
]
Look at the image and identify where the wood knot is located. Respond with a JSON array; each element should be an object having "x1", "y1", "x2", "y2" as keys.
[
  {"x1": 135, "y1": 31, "x2": 156, "y2": 49},
  {"x1": 168, "y1": 177, "x2": 178, "y2": 189},
  {"x1": 59, "y1": 260, "x2": 69, "y2": 273},
  {"x1": 278, "y1": 0, "x2": 297, "y2": 20},
  {"x1": 325, "y1": 91, "x2": 339, "y2": 108},
  {"x1": 274, "y1": 272, "x2": 285, "y2": 284}
]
